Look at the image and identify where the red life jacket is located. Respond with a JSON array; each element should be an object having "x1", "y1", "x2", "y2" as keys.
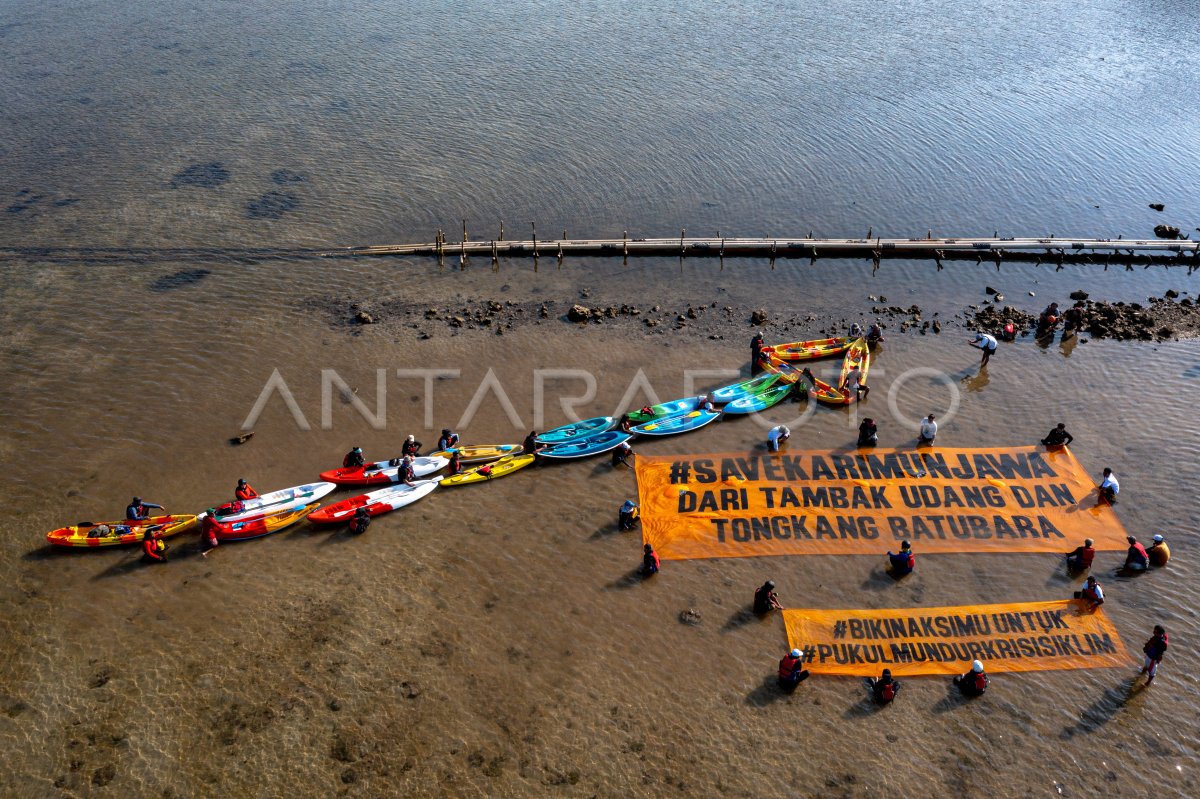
[
  {"x1": 881, "y1": 682, "x2": 896, "y2": 701},
  {"x1": 235, "y1": 485, "x2": 257, "y2": 500},
  {"x1": 143, "y1": 538, "x2": 164, "y2": 559},
  {"x1": 972, "y1": 672, "x2": 988, "y2": 692},
  {"x1": 778, "y1": 655, "x2": 801, "y2": 679}
]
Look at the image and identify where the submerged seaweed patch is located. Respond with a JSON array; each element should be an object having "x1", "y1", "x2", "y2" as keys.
[
  {"x1": 245, "y1": 191, "x2": 299, "y2": 220},
  {"x1": 170, "y1": 162, "x2": 230, "y2": 189},
  {"x1": 270, "y1": 169, "x2": 307, "y2": 185},
  {"x1": 150, "y1": 268, "x2": 212, "y2": 292}
]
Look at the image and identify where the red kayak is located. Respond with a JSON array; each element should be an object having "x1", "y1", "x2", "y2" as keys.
[
  {"x1": 319, "y1": 455, "x2": 448, "y2": 486},
  {"x1": 210, "y1": 503, "x2": 317, "y2": 541},
  {"x1": 307, "y1": 481, "x2": 439, "y2": 524}
]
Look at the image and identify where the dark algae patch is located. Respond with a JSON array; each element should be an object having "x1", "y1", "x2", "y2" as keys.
[
  {"x1": 170, "y1": 162, "x2": 230, "y2": 189},
  {"x1": 245, "y1": 191, "x2": 299, "y2": 220},
  {"x1": 150, "y1": 269, "x2": 212, "y2": 292},
  {"x1": 270, "y1": 169, "x2": 307, "y2": 185}
]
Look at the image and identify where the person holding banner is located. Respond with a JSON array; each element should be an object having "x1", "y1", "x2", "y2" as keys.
[
  {"x1": 752, "y1": 581, "x2": 781, "y2": 615},
  {"x1": 887, "y1": 541, "x2": 915, "y2": 577},
  {"x1": 641, "y1": 544, "x2": 660, "y2": 576},
  {"x1": 1074, "y1": 576, "x2": 1104, "y2": 610},
  {"x1": 857, "y1": 418, "x2": 878, "y2": 447},
  {"x1": 919, "y1": 414, "x2": 937, "y2": 445},
  {"x1": 1065, "y1": 539, "x2": 1095, "y2": 573},
  {"x1": 777, "y1": 648, "x2": 810, "y2": 690},
  {"x1": 954, "y1": 660, "x2": 989, "y2": 697},
  {"x1": 869, "y1": 669, "x2": 900, "y2": 704},
  {"x1": 1140, "y1": 626, "x2": 1168, "y2": 685},
  {"x1": 1040, "y1": 423, "x2": 1074, "y2": 448},
  {"x1": 1123, "y1": 536, "x2": 1149, "y2": 572},
  {"x1": 619, "y1": 500, "x2": 639, "y2": 531},
  {"x1": 1098, "y1": 467, "x2": 1119, "y2": 503}
]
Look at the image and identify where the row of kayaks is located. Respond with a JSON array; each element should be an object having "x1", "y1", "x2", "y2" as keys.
[{"x1": 46, "y1": 334, "x2": 873, "y2": 548}]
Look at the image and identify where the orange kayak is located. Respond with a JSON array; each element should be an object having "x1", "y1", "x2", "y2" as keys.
[
  {"x1": 799, "y1": 367, "x2": 851, "y2": 406},
  {"x1": 764, "y1": 336, "x2": 852, "y2": 362},
  {"x1": 46, "y1": 515, "x2": 198, "y2": 548},
  {"x1": 838, "y1": 337, "x2": 871, "y2": 391},
  {"x1": 210, "y1": 503, "x2": 317, "y2": 541}
]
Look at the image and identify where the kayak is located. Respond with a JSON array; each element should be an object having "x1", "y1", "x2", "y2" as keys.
[
  {"x1": 46, "y1": 515, "x2": 198, "y2": 548},
  {"x1": 208, "y1": 482, "x2": 337, "y2": 523},
  {"x1": 440, "y1": 454, "x2": 535, "y2": 486},
  {"x1": 838, "y1": 337, "x2": 871, "y2": 390},
  {"x1": 722, "y1": 381, "x2": 795, "y2": 414},
  {"x1": 307, "y1": 480, "x2": 439, "y2": 524},
  {"x1": 764, "y1": 336, "x2": 852, "y2": 362},
  {"x1": 540, "y1": 430, "x2": 633, "y2": 459},
  {"x1": 624, "y1": 397, "x2": 703, "y2": 426},
  {"x1": 320, "y1": 455, "x2": 448, "y2": 486},
  {"x1": 428, "y1": 444, "x2": 522, "y2": 464},
  {"x1": 800, "y1": 368, "x2": 850, "y2": 405},
  {"x1": 211, "y1": 503, "x2": 317, "y2": 541},
  {"x1": 630, "y1": 409, "x2": 721, "y2": 436},
  {"x1": 536, "y1": 417, "x2": 616, "y2": 444},
  {"x1": 710, "y1": 372, "x2": 793, "y2": 405}
]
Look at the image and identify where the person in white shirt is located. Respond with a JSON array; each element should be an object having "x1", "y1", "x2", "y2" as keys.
[
  {"x1": 767, "y1": 425, "x2": 790, "y2": 452},
  {"x1": 970, "y1": 332, "x2": 998, "y2": 366},
  {"x1": 919, "y1": 414, "x2": 937, "y2": 445},
  {"x1": 1099, "y1": 467, "x2": 1119, "y2": 503}
]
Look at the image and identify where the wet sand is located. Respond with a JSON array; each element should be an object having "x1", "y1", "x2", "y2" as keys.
[{"x1": 1, "y1": 258, "x2": 1197, "y2": 797}]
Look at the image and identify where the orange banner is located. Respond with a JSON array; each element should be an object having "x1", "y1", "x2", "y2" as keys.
[
  {"x1": 782, "y1": 600, "x2": 1130, "y2": 676},
  {"x1": 635, "y1": 446, "x2": 1127, "y2": 560}
]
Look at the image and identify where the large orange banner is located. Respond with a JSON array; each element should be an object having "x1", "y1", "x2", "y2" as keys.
[
  {"x1": 782, "y1": 600, "x2": 1130, "y2": 676},
  {"x1": 635, "y1": 446, "x2": 1127, "y2": 559}
]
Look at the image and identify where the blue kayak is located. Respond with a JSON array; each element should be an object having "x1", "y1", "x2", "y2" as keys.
[
  {"x1": 721, "y1": 381, "x2": 795, "y2": 414},
  {"x1": 710, "y1": 373, "x2": 784, "y2": 405},
  {"x1": 540, "y1": 430, "x2": 633, "y2": 459},
  {"x1": 629, "y1": 409, "x2": 721, "y2": 436},
  {"x1": 536, "y1": 416, "x2": 617, "y2": 444}
]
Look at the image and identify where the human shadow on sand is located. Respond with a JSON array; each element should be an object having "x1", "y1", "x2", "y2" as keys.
[
  {"x1": 745, "y1": 675, "x2": 801, "y2": 707},
  {"x1": 860, "y1": 566, "x2": 905, "y2": 591},
  {"x1": 603, "y1": 567, "x2": 649, "y2": 591},
  {"x1": 1060, "y1": 677, "x2": 1144, "y2": 738},
  {"x1": 843, "y1": 681, "x2": 888, "y2": 718},
  {"x1": 932, "y1": 681, "x2": 978, "y2": 714},
  {"x1": 720, "y1": 606, "x2": 770, "y2": 633}
]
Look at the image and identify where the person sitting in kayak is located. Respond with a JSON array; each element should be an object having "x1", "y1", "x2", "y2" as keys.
[
  {"x1": 402, "y1": 435, "x2": 422, "y2": 457},
  {"x1": 126, "y1": 496, "x2": 165, "y2": 521},
  {"x1": 447, "y1": 451, "x2": 463, "y2": 476},
  {"x1": 399, "y1": 455, "x2": 418, "y2": 486},
  {"x1": 699, "y1": 394, "x2": 715, "y2": 412},
  {"x1": 1065, "y1": 538, "x2": 1095, "y2": 573},
  {"x1": 841, "y1": 366, "x2": 868, "y2": 400},
  {"x1": 142, "y1": 529, "x2": 168, "y2": 563},
  {"x1": 887, "y1": 541, "x2": 915, "y2": 577},
  {"x1": 348, "y1": 507, "x2": 371, "y2": 535},
  {"x1": 437, "y1": 428, "x2": 460, "y2": 451},
  {"x1": 641, "y1": 543, "x2": 660, "y2": 576},
  {"x1": 1040, "y1": 423, "x2": 1074, "y2": 448},
  {"x1": 612, "y1": 441, "x2": 633, "y2": 468},
  {"x1": 200, "y1": 510, "x2": 221, "y2": 556},
  {"x1": 235, "y1": 479, "x2": 258, "y2": 501},
  {"x1": 619, "y1": 500, "x2": 639, "y2": 530},
  {"x1": 343, "y1": 447, "x2": 365, "y2": 468},
  {"x1": 858, "y1": 418, "x2": 878, "y2": 447}
]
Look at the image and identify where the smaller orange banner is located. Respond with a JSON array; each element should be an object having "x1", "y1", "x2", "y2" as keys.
[{"x1": 782, "y1": 600, "x2": 1129, "y2": 677}]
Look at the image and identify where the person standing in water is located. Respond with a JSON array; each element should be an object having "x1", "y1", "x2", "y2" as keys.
[
  {"x1": 1139, "y1": 625, "x2": 1168, "y2": 685},
  {"x1": 641, "y1": 543, "x2": 660, "y2": 576},
  {"x1": 969, "y1": 332, "x2": 998, "y2": 367},
  {"x1": 619, "y1": 500, "x2": 639, "y2": 531}
]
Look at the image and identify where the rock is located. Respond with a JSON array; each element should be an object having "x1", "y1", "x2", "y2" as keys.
[
  {"x1": 539, "y1": 304, "x2": 548, "y2": 318},
  {"x1": 994, "y1": 294, "x2": 1004, "y2": 302},
  {"x1": 686, "y1": 307, "x2": 698, "y2": 319},
  {"x1": 878, "y1": 295, "x2": 887, "y2": 302},
  {"x1": 1149, "y1": 203, "x2": 1164, "y2": 211},
  {"x1": 750, "y1": 309, "x2": 769, "y2": 325},
  {"x1": 425, "y1": 308, "x2": 438, "y2": 318},
  {"x1": 449, "y1": 316, "x2": 464, "y2": 327},
  {"x1": 1029, "y1": 291, "x2": 1036, "y2": 297},
  {"x1": 329, "y1": 699, "x2": 342, "y2": 711},
  {"x1": 353, "y1": 311, "x2": 374, "y2": 324},
  {"x1": 1069, "y1": 290, "x2": 1089, "y2": 301},
  {"x1": 1153, "y1": 224, "x2": 1182, "y2": 239},
  {"x1": 229, "y1": 432, "x2": 254, "y2": 446},
  {"x1": 567, "y1": 305, "x2": 591, "y2": 322},
  {"x1": 1165, "y1": 289, "x2": 1180, "y2": 298},
  {"x1": 985, "y1": 286, "x2": 999, "y2": 295},
  {"x1": 488, "y1": 301, "x2": 502, "y2": 312},
  {"x1": 932, "y1": 320, "x2": 942, "y2": 334},
  {"x1": 678, "y1": 608, "x2": 702, "y2": 625},
  {"x1": 644, "y1": 319, "x2": 659, "y2": 328}
]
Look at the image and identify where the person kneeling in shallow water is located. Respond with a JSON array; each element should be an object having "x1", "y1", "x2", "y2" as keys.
[
  {"x1": 858, "y1": 418, "x2": 878, "y2": 447},
  {"x1": 1065, "y1": 538, "x2": 1095, "y2": 573},
  {"x1": 777, "y1": 649, "x2": 810, "y2": 690},
  {"x1": 886, "y1": 541, "x2": 915, "y2": 577},
  {"x1": 869, "y1": 669, "x2": 900, "y2": 704},
  {"x1": 641, "y1": 543, "x2": 659, "y2": 576},
  {"x1": 954, "y1": 660, "x2": 988, "y2": 697},
  {"x1": 348, "y1": 507, "x2": 371, "y2": 535},
  {"x1": 618, "y1": 500, "x2": 639, "y2": 531}
]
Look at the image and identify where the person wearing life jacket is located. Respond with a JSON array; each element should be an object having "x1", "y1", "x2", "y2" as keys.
[
  {"x1": 200, "y1": 510, "x2": 221, "y2": 556},
  {"x1": 343, "y1": 447, "x2": 365, "y2": 468},
  {"x1": 1040, "y1": 423, "x2": 1074, "y2": 448},
  {"x1": 954, "y1": 660, "x2": 988, "y2": 697},
  {"x1": 126, "y1": 496, "x2": 165, "y2": 521},
  {"x1": 858, "y1": 418, "x2": 878, "y2": 447},
  {"x1": 1065, "y1": 538, "x2": 1095, "y2": 573},
  {"x1": 777, "y1": 649, "x2": 810, "y2": 689},
  {"x1": 869, "y1": 669, "x2": 900, "y2": 704},
  {"x1": 619, "y1": 500, "x2": 639, "y2": 531},
  {"x1": 750, "y1": 331, "x2": 765, "y2": 370},
  {"x1": 1123, "y1": 535, "x2": 1149, "y2": 572},
  {"x1": 753, "y1": 580, "x2": 781, "y2": 615},
  {"x1": 399, "y1": 455, "x2": 418, "y2": 486},
  {"x1": 1074, "y1": 576, "x2": 1104, "y2": 610},
  {"x1": 437, "y1": 428, "x2": 459, "y2": 451},
  {"x1": 641, "y1": 544, "x2": 660, "y2": 576},
  {"x1": 1139, "y1": 625, "x2": 1168, "y2": 685},
  {"x1": 348, "y1": 507, "x2": 372, "y2": 535},
  {"x1": 234, "y1": 479, "x2": 258, "y2": 501},
  {"x1": 1148, "y1": 535, "x2": 1170, "y2": 567},
  {"x1": 447, "y1": 451, "x2": 463, "y2": 477},
  {"x1": 1000, "y1": 322, "x2": 1016, "y2": 342},
  {"x1": 887, "y1": 541, "x2": 915, "y2": 577},
  {"x1": 611, "y1": 441, "x2": 633, "y2": 469},
  {"x1": 141, "y1": 529, "x2": 168, "y2": 563},
  {"x1": 401, "y1": 435, "x2": 422, "y2": 457}
]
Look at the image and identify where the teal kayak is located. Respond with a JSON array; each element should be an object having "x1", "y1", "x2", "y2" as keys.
[
  {"x1": 536, "y1": 416, "x2": 616, "y2": 444},
  {"x1": 540, "y1": 430, "x2": 633, "y2": 459},
  {"x1": 721, "y1": 381, "x2": 795, "y2": 414},
  {"x1": 710, "y1": 373, "x2": 787, "y2": 405},
  {"x1": 629, "y1": 409, "x2": 721, "y2": 436}
]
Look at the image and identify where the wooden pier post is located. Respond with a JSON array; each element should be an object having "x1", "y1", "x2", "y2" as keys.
[
  {"x1": 499, "y1": 221, "x2": 505, "y2": 241},
  {"x1": 462, "y1": 219, "x2": 468, "y2": 244}
]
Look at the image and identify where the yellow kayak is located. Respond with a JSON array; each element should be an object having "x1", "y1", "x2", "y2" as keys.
[
  {"x1": 429, "y1": 444, "x2": 522, "y2": 464},
  {"x1": 439, "y1": 454, "x2": 535, "y2": 486},
  {"x1": 46, "y1": 515, "x2": 199, "y2": 548},
  {"x1": 838, "y1": 337, "x2": 871, "y2": 389}
]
